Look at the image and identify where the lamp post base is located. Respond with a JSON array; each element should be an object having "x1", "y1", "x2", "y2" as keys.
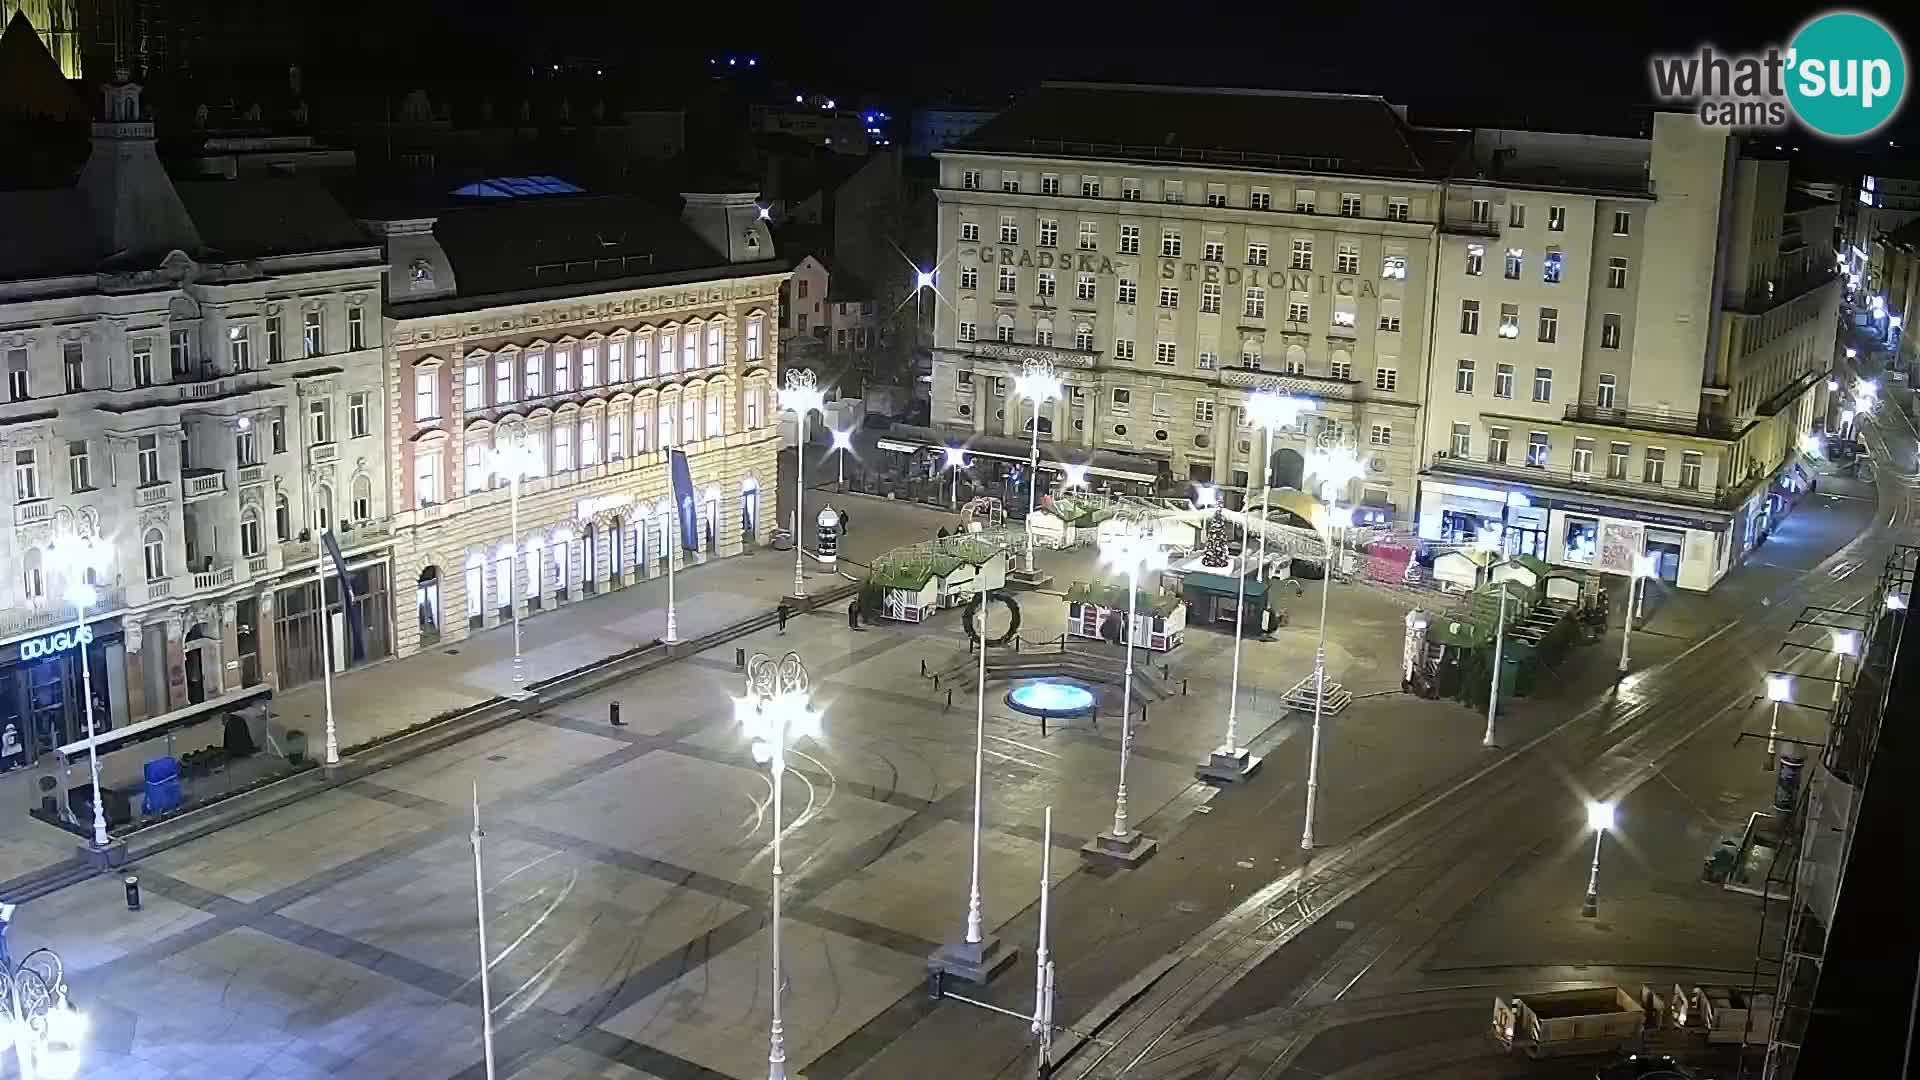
[
  {"x1": 927, "y1": 934, "x2": 1018, "y2": 985},
  {"x1": 80, "y1": 839, "x2": 129, "y2": 868},
  {"x1": 1082, "y1": 829, "x2": 1158, "y2": 866},
  {"x1": 1581, "y1": 894, "x2": 1598, "y2": 918},
  {"x1": 1196, "y1": 747, "x2": 1261, "y2": 783}
]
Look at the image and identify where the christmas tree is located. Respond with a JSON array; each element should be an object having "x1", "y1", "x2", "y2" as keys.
[{"x1": 1200, "y1": 509, "x2": 1231, "y2": 568}]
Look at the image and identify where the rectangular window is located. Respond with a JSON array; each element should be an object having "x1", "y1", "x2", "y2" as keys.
[
  {"x1": 1294, "y1": 191, "x2": 1315, "y2": 214},
  {"x1": 1572, "y1": 438, "x2": 1595, "y2": 475},
  {"x1": 680, "y1": 333, "x2": 697, "y2": 374},
  {"x1": 1041, "y1": 174, "x2": 1060, "y2": 196},
  {"x1": 309, "y1": 399, "x2": 332, "y2": 443},
  {"x1": 235, "y1": 428, "x2": 257, "y2": 467},
  {"x1": 1455, "y1": 358, "x2": 1476, "y2": 394},
  {"x1": 1035, "y1": 324, "x2": 1053, "y2": 346},
  {"x1": 1204, "y1": 241, "x2": 1225, "y2": 262},
  {"x1": 959, "y1": 222, "x2": 979, "y2": 242},
  {"x1": 132, "y1": 338, "x2": 155, "y2": 388},
  {"x1": 1487, "y1": 426, "x2": 1510, "y2": 464},
  {"x1": 1527, "y1": 431, "x2": 1549, "y2": 467},
  {"x1": 351, "y1": 391, "x2": 371, "y2": 437},
  {"x1": 1378, "y1": 314, "x2": 1402, "y2": 332},
  {"x1": 1201, "y1": 282, "x2": 1221, "y2": 313},
  {"x1": 1001, "y1": 172, "x2": 1020, "y2": 193},
  {"x1": 1601, "y1": 313, "x2": 1622, "y2": 350},
  {"x1": 1495, "y1": 363, "x2": 1514, "y2": 398},
  {"x1": 1113, "y1": 339, "x2": 1135, "y2": 362},
  {"x1": 525, "y1": 351, "x2": 546, "y2": 398},
  {"x1": 266, "y1": 317, "x2": 282, "y2": 363},
  {"x1": 962, "y1": 169, "x2": 980, "y2": 190},
  {"x1": 10, "y1": 349, "x2": 33, "y2": 400},
  {"x1": 1680, "y1": 451, "x2": 1702, "y2": 490},
  {"x1": 1499, "y1": 303, "x2": 1520, "y2": 338},
  {"x1": 1508, "y1": 202, "x2": 1526, "y2": 228},
  {"x1": 414, "y1": 369, "x2": 437, "y2": 420},
  {"x1": 169, "y1": 330, "x2": 191, "y2": 374},
  {"x1": 1077, "y1": 221, "x2": 1098, "y2": 250},
  {"x1": 1194, "y1": 399, "x2": 1215, "y2": 424},
  {"x1": 1597, "y1": 373, "x2": 1617, "y2": 409},
  {"x1": 1287, "y1": 300, "x2": 1310, "y2": 322},
  {"x1": 1251, "y1": 188, "x2": 1272, "y2": 211},
  {"x1": 746, "y1": 316, "x2": 764, "y2": 361},
  {"x1": 1077, "y1": 273, "x2": 1097, "y2": 301},
  {"x1": 348, "y1": 306, "x2": 367, "y2": 350},
  {"x1": 1382, "y1": 254, "x2": 1409, "y2": 280},
  {"x1": 1387, "y1": 197, "x2": 1410, "y2": 222},
  {"x1": 496, "y1": 356, "x2": 515, "y2": 403},
  {"x1": 1331, "y1": 308, "x2": 1356, "y2": 330},
  {"x1": 1117, "y1": 278, "x2": 1137, "y2": 304},
  {"x1": 1248, "y1": 243, "x2": 1269, "y2": 266},
  {"x1": 1538, "y1": 307, "x2": 1558, "y2": 343},
  {"x1": 960, "y1": 267, "x2": 978, "y2": 290},
  {"x1": 1451, "y1": 422, "x2": 1471, "y2": 457},
  {"x1": 1198, "y1": 350, "x2": 1217, "y2": 370},
  {"x1": 1330, "y1": 358, "x2": 1352, "y2": 380},
  {"x1": 137, "y1": 435, "x2": 160, "y2": 485},
  {"x1": 1607, "y1": 441, "x2": 1630, "y2": 480},
  {"x1": 580, "y1": 417, "x2": 600, "y2": 465},
  {"x1": 659, "y1": 404, "x2": 674, "y2": 448},
  {"x1": 1039, "y1": 271, "x2": 1057, "y2": 297},
  {"x1": 1158, "y1": 285, "x2": 1177, "y2": 309},
  {"x1": 1336, "y1": 243, "x2": 1359, "y2": 275},
  {"x1": 1155, "y1": 340, "x2": 1176, "y2": 366},
  {"x1": 634, "y1": 334, "x2": 653, "y2": 377},
  {"x1": 1239, "y1": 344, "x2": 1261, "y2": 369},
  {"x1": 996, "y1": 320, "x2": 1015, "y2": 343},
  {"x1": 63, "y1": 342, "x2": 85, "y2": 391},
  {"x1": 1460, "y1": 299, "x2": 1480, "y2": 334},
  {"x1": 606, "y1": 340, "x2": 624, "y2": 383},
  {"x1": 67, "y1": 440, "x2": 90, "y2": 492},
  {"x1": 1161, "y1": 230, "x2": 1182, "y2": 257},
  {"x1": 1163, "y1": 180, "x2": 1183, "y2": 203},
  {"x1": 958, "y1": 321, "x2": 977, "y2": 342},
  {"x1": 465, "y1": 444, "x2": 486, "y2": 493},
  {"x1": 1341, "y1": 193, "x2": 1362, "y2": 217},
  {"x1": 1612, "y1": 210, "x2": 1631, "y2": 236},
  {"x1": 553, "y1": 423, "x2": 574, "y2": 472},
  {"x1": 303, "y1": 310, "x2": 323, "y2": 355},
  {"x1": 1081, "y1": 176, "x2": 1101, "y2": 198},
  {"x1": 1470, "y1": 198, "x2": 1490, "y2": 223},
  {"x1": 1546, "y1": 205, "x2": 1566, "y2": 232},
  {"x1": 1644, "y1": 447, "x2": 1666, "y2": 484},
  {"x1": 415, "y1": 448, "x2": 441, "y2": 506},
  {"x1": 1375, "y1": 368, "x2": 1398, "y2": 392},
  {"x1": 1532, "y1": 367, "x2": 1553, "y2": 402},
  {"x1": 1369, "y1": 423, "x2": 1392, "y2": 446},
  {"x1": 1120, "y1": 225, "x2": 1141, "y2": 254},
  {"x1": 1111, "y1": 387, "x2": 1131, "y2": 412},
  {"x1": 13, "y1": 449, "x2": 38, "y2": 501},
  {"x1": 463, "y1": 363, "x2": 483, "y2": 409},
  {"x1": 1206, "y1": 185, "x2": 1227, "y2": 208},
  {"x1": 1289, "y1": 238, "x2": 1312, "y2": 270},
  {"x1": 271, "y1": 408, "x2": 285, "y2": 453},
  {"x1": 659, "y1": 330, "x2": 679, "y2": 374},
  {"x1": 706, "y1": 393, "x2": 721, "y2": 437},
  {"x1": 1607, "y1": 257, "x2": 1629, "y2": 289},
  {"x1": 999, "y1": 266, "x2": 1018, "y2": 293},
  {"x1": 1465, "y1": 244, "x2": 1484, "y2": 276},
  {"x1": 1151, "y1": 392, "x2": 1171, "y2": 418},
  {"x1": 1038, "y1": 218, "x2": 1058, "y2": 247},
  {"x1": 1504, "y1": 248, "x2": 1523, "y2": 279},
  {"x1": 1077, "y1": 326, "x2": 1095, "y2": 351}
]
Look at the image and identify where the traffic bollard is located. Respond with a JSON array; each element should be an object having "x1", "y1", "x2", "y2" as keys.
[
  {"x1": 610, "y1": 701, "x2": 625, "y2": 727},
  {"x1": 736, "y1": 647, "x2": 746, "y2": 669},
  {"x1": 125, "y1": 875, "x2": 141, "y2": 911}
]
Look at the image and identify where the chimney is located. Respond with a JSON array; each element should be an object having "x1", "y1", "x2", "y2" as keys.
[{"x1": 681, "y1": 190, "x2": 775, "y2": 264}]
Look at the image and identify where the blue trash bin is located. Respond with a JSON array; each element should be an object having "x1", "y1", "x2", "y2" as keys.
[{"x1": 143, "y1": 756, "x2": 183, "y2": 816}]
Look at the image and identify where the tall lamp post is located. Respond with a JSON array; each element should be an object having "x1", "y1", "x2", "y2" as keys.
[
  {"x1": 1581, "y1": 799, "x2": 1616, "y2": 917},
  {"x1": 1830, "y1": 629, "x2": 1859, "y2": 706},
  {"x1": 1617, "y1": 553, "x2": 1658, "y2": 676},
  {"x1": 1013, "y1": 358, "x2": 1062, "y2": 571},
  {"x1": 488, "y1": 439, "x2": 542, "y2": 687},
  {"x1": 1300, "y1": 443, "x2": 1365, "y2": 851},
  {"x1": 1085, "y1": 517, "x2": 1168, "y2": 864},
  {"x1": 943, "y1": 445, "x2": 968, "y2": 509},
  {"x1": 779, "y1": 370, "x2": 825, "y2": 598},
  {"x1": 1764, "y1": 674, "x2": 1792, "y2": 771},
  {"x1": 1201, "y1": 390, "x2": 1310, "y2": 782},
  {"x1": 45, "y1": 533, "x2": 113, "y2": 851},
  {"x1": 736, "y1": 652, "x2": 822, "y2": 1080},
  {"x1": 930, "y1": 588, "x2": 1015, "y2": 983},
  {"x1": 829, "y1": 428, "x2": 853, "y2": 491},
  {"x1": 1484, "y1": 572, "x2": 1520, "y2": 749}
]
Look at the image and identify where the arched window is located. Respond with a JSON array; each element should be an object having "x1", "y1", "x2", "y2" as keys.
[
  {"x1": 996, "y1": 313, "x2": 1016, "y2": 342},
  {"x1": 240, "y1": 508, "x2": 263, "y2": 557},
  {"x1": 314, "y1": 484, "x2": 333, "y2": 533},
  {"x1": 351, "y1": 475, "x2": 373, "y2": 520},
  {"x1": 21, "y1": 548, "x2": 43, "y2": 603},
  {"x1": 143, "y1": 528, "x2": 166, "y2": 580},
  {"x1": 275, "y1": 493, "x2": 292, "y2": 541},
  {"x1": 1034, "y1": 317, "x2": 1054, "y2": 347},
  {"x1": 682, "y1": 391, "x2": 701, "y2": 442}
]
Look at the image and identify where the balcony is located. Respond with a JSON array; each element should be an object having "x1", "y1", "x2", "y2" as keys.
[
  {"x1": 1561, "y1": 402, "x2": 1744, "y2": 441},
  {"x1": 248, "y1": 555, "x2": 271, "y2": 576},
  {"x1": 1440, "y1": 216, "x2": 1501, "y2": 238},
  {"x1": 142, "y1": 577, "x2": 173, "y2": 602},
  {"x1": 14, "y1": 498, "x2": 50, "y2": 527},
  {"x1": 181, "y1": 468, "x2": 228, "y2": 502},
  {"x1": 134, "y1": 482, "x2": 175, "y2": 507},
  {"x1": 238, "y1": 464, "x2": 266, "y2": 487},
  {"x1": 278, "y1": 516, "x2": 394, "y2": 566},
  {"x1": 0, "y1": 586, "x2": 125, "y2": 639},
  {"x1": 308, "y1": 442, "x2": 339, "y2": 465},
  {"x1": 1427, "y1": 450, "x2": 1737, "y2": 509},
  {"x1": 1220, "y1": 368, "x2": 1358, "y2": 400},
  {"x1": 191, "y1": 563, "x2": 236, "y2": 592}
]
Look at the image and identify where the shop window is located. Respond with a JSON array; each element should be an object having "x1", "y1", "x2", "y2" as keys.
[{"x1": 1563, "y1": 518, "x2": 1599, "y2": 564}]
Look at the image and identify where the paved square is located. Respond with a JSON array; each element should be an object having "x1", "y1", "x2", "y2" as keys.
[
  {"x1": 369, "y1": 721, "x2": 629, "y2": 807},
  {"x1": 811, "y1": 819, "x2": 1074, "y2": 944}
]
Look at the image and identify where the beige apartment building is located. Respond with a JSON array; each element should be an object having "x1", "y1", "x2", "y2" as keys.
[{"x1": 928, "y1": 83, "x2": 1444, "y2": 525}]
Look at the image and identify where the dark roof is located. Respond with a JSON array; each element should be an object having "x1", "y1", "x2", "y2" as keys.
[
  {"x1": 422, "y1": 193, "x2": 746, "y2": 301},
  {"x1": 1885, "y1": 216, "x2": 1920, "y2": 249},
  {"x1": 0, "y1": 188, "x2": 95, "y2": 276},
  {"x1": 175, "y1": 177, "x2": 375, "y2": 259},
  {"x1": 825, "y1": 262, "x2": 871, "y2": 301},
  {"x1": 1784, "y1": 188, "x2": 1836, "y2": 214},
  {"x1": 0, "y1": 11, "x2": 82, "y2": 122},
  {"x1": 951, "y1": 83, "x2": 1436, "y2": 179}
]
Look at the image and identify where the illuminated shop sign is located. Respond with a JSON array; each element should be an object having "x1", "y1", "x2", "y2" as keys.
[{"x1": 19, "y1": 626, "x2": 93, "y2": 661}]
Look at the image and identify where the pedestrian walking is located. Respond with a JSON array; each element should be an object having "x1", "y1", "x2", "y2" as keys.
[
  {"x1": 777, "y1": 600, "x2": 792, "y2": 634},
  {"x1": 848, "y1": 598, "x2": 863, "y2": 631},
  {"x1": 838, "y1": 507, "x2": 849, "y2": 535}
]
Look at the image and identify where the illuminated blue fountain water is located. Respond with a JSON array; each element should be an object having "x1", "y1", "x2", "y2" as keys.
[{"x1": 1006, "y1": 679, "x2": 1096, "y2": 719}]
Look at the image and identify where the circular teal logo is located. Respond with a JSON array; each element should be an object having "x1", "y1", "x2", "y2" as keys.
[{"x1": 1787, "y1": 11, "x2": 1908, "y2": 139}]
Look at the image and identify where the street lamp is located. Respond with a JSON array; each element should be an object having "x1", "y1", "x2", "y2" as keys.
[
  {"x1": 1800, "y1": 432, "x2": 1823, "y2": 459},
  {"x1": 736, "y1": 652, "x2": 822, "y2": 1080},
  {"x1": 44, "y1": 533, "x2": 112, "y2": 851},
  {"x1": 1013, "y1": 358, "x2": 1063, "y2": 571},
  {"x1": 779, "y1": 370, "x2": 826, "y2": 598},
  {"x1": 1617, "y1": 553, "x2": 1658, "y2": 676},
  {"x1": 931, "y1": 587, "x2": 1014, "y2": 983},
  {"x1": 1840, "y1": 407, "x2": 1857, "y2": 439},
  {"x1": 1087, "y1": 517, "x2": 1168, "y2": 863},
  {"x1": 487, "y1": 440, "x2": 542, "y2": 683},
  {"x1": 1193, "y1": 483, "x2": 1217, "y2": 508},
  {"x1": 1581, "y1": 800, "x2": 1615, "y2": 917},
  {"x1": 1830, "y1": 629, "x2": 1859, "y2": 706},
  {"x1": 943, "y1": 445, "x2": 968, "y2": 509},
  {"x1": 1062, "y1": 463, "x2": 1089, "y2": 492},
  {"x1": 1828, "y1": 378, "x2": 1841, "y2": 391},
  {"x1": 1300, "y1": 443, "x2": 1365, "y2": 851},
  {"x1": 829, "y1": 428, "x2": 854, "y2": 490},
  {"x1": 1764, "y1": 674, "x2": 1792, "y2": 770},
  {"x1": 1484, "y1": 572, "x2": 1522, "y2": 749}
]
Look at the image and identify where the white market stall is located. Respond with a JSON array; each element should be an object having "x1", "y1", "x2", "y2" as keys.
[
  {"x1": 1065, "y1": 581, "x2": 1186, "y2": 653},
  {"x1": 867, "y1": 537, "x2": 1011, "y2": 623}
]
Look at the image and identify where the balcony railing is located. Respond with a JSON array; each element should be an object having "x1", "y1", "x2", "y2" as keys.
[
  {"x1": 192, "y1": 564, "x2": 236, "y2": 592},
  {"x1": 13, "y1": 499, "x2": 51, "y2": 527},
  {"x1": 248, "y1": 555, "x2": 271, "y2": 575},
  {"x1": 1220, "y1": 368, "x2": 1358, "y2": 400},
  {"x1": 142, "y1": 578, "x2": 173, "y2": 602},
  {"x1": 307, "y1": 442, "x2": 339, "y2": 465},
  {"x1": 1428, "y1": 451, "x2": 1738, "y2": 508},
  {"x1": 278, "y1": 517, "x2": 394, "y2": 565},
  {"x1": 1440, "y1": 216, "x2": 1501, "y2": 237},
  {"x1": 182, "y1": 468, "x2": 228, "y2": 501},
  {"x1": 0, "y1": 586, "x2": 126, "y2": 639},
  {"x1": 1561, "y1": 402, "x2": 1743, "y2": 440},
  {"x1": 134, "y1": 482, "x2": 175, "y2": 507},
  {"x1": 238, "y1": 464, "x2": 266, "y2": 487}
]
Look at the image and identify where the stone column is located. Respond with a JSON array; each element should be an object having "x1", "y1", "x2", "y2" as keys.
[
  {"x1": 481, "y1": 558, "x2": 500, "y2": 628},
  {"x1": 1212, "y1": 411, "x2": 1232, "y2": 490},
  {"x1": 123, "y1": 621, "x2": 148, "y2": 721},
  {"x1": 1081, "y1": 396, "x2": 1097, "y2": 449},
  {"x1": 257, "y1": 590, "x2": 279, "y2": 690},
  {"x1": 567, "y1": 538, "x2": 585, "y2": 600},
  {"x1": 164, "y1": 613, "x2": 187, "y2": 712},
  {"x1": 219, "y1": 600, "x2": 241, "y2": 695}
]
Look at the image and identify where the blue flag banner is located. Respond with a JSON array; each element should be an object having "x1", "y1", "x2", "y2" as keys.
[
  {"x1": 670, "y1": 448, "x2": 699, "y2": 552},
  {"x1": 322, "y1": 530, "x2": 368, "y2": 664}
]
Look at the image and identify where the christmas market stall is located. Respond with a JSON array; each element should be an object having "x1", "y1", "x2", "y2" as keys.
[
  {"x1": 866, "y1": 536, "x2": 1010, "y2": 623},
  {"x1": 1065, "y1": 581, "x2": 1186, "y2": 653}
]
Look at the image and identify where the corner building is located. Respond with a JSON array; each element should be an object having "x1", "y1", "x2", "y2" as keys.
[
  {"x1": 931, "y1": 83, "x2": 1452, "y2": 521},
  {"x1": 364, "y1": 188, "x2": 786, "y2": 661}
]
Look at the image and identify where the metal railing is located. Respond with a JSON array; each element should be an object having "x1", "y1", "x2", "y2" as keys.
[{"x1": 1562, "y1": 402, "x2": 1742, "y2": 439}]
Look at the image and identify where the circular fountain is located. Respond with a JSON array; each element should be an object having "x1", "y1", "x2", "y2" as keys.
[{"x1": 1005, "y1": 679, "x2": 1097, "y2": 721}]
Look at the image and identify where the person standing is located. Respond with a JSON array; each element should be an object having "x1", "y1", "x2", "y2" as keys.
[{"x1": 777, "y1": 600, "x2": 792, "y2": 634}]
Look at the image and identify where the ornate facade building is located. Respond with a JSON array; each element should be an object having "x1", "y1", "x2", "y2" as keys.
[
  {"x1": 363, "y1": 186, "x2": 785, "y2": 663},
  {"x1": 0, "y1": 78, "x2": 386, "y2": 756}
]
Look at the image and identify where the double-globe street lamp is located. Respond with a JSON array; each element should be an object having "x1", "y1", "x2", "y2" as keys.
[
  {"x1": 780, "y1": 370, "x2": 826, "y2": 599},
  {"x1": 1581, "y1": 799, "x2": 1616, "y2": 917},
  {"x1": 1300, "y1": 442, "x2": 1365, "y2": 851},
  {"x1": 736, "y1": 651, "x2": 822, "y2": 1080},
  {"x1": 1201, "y1": 390, "x2": 1311, "y2": 782},
  {"x1": 930, "y1": 585, "x2": 1015, "y2": 982},
  {"x1": 1013, "y1": 358, "x2": 1063, "y2": 572},
  {"x1": 829, "y1": 428, "x2": 854, "y2": 491},
  {"x1": 1087, "y1": 517, "x2": 1169, "y2": 863},
  {"x1": 44, "y1": 533, "x2": 113, "y2": 851}
]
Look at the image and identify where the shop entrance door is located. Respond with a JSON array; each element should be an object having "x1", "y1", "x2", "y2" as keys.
[{"x1": 184, "y1": 650, "x2": 206, "y2": 704}]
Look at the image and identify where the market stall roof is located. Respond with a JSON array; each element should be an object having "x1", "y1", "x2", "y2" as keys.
[
  {"x1": 878, "y1": 425, "x2": 1164, "y2": 484},
  {"x1": 867, "y1": 537, "x2": 1005, "y2": 588}
]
